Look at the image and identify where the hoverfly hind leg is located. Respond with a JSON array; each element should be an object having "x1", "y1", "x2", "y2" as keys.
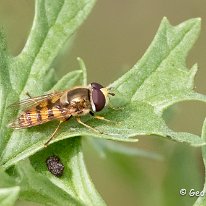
[
  {"x1": 44, "y1": 121, "x2": 63, "y2": 147},
  {"x1": 44, "y1": 116, "x2": 71, "y2": 147}
]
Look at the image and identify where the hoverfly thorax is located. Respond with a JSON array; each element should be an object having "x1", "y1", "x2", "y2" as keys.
[{"x1": 59, "y1": 87, "x2": 90, "y2": 106}]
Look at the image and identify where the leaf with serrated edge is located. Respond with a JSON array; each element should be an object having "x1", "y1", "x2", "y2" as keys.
[
  {"x1": 110, "y1": 18, "x2": 204, "y2": 108},
  {"x1": 9, "y1": 0, "x2": 96, "y2": 96},
  {"x1": 0, "y1": 1, "x2": 105, "y2": 205},
  {"x1": 0, "y1": 0, "x2": 97, "y2": 167},
  {"x1": 1, "y1": 17, "x2": 206, "y2": 170}
]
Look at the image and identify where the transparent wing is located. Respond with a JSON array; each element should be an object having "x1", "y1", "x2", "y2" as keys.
[{"x1": 8, "y1": 91, "x2": 65, "y2": 111}]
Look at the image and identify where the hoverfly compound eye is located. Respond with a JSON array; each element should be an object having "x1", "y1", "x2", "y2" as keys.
[
  {"x1": 91, "y1": 82, "x2": 104, "y2": 90},
  {"x1": 91, "y1": 87, "x2": 106, "y2": 112}
]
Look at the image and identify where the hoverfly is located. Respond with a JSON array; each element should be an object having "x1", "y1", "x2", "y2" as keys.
[{"x1": 8, "y1": 82, "x2": 115, "y2": 146}]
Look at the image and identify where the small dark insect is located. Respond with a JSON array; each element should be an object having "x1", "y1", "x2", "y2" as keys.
[
  {"x1": 46, "y1": 155, "x2": 64, "y2": 177},
  {"x1": 8, "y1": 82, "x2": 115, "y2": 146}
]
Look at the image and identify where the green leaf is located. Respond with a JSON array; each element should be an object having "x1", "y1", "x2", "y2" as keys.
[
  {"x1": 0, "y1": 170, "x2": 16, "y2": 188},
  {"x1": 43, "y1": 68, "x2": 58, "y2": 91},
  {"x1": 0, "y1": 0, "x2": 103, "y2": 205},
  {"x1": 0, "y1": 186, "x2": 20, "y2": 206},
  {"x1": 30, "y1": 138, "x2": 106, "y2": 206},
  {"x1": 9, "y1": 0, "x2": 96, "y2": 96},
  {"x1": 0, "y1": 170, "x2": 20, "y2": 206},
  {"x1": 109, "y1": 17, "x2": 206, "y2": 144},
  {"x1": 15, "y1": 159, "x2": 84, "y2": 206},
  {"x1": 163, "y1": 145, "x2": 201, "y2": 206},
  {"x1": 193, "y1": 119, "x2": 206, "y2": 206},
  {"x1": 2, "y1": 139, "x2": 104, "y2": 206},
  {"x1": 0, "y1": 31, "x2": 9, "y2": 125},
  {"x1": 87, "y1": 138, "x2": 163, "y2": 160},
  {"x1": 51, "y1": 57, "x2": 87, "y2": 91},
  {"x1": 0, "y1": 31, "x2": 16, "y2": 151},
  {"x1": 0, "y1": 0, "x2": 96, "y2": 165},
  {"x1": 1, "y1": 3, "x2": 206, "y2": 205},
  {"x1": 110, "y1": 18, "x2": 204, "y2": 110},
  {"x1": 52, "y1": 69, "x2": 83, "y2": 91},
  {"x1": 1, "y1": 18, "x2": 206, "y2": 170}
]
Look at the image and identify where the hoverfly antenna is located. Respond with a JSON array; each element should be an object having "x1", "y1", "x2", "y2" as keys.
[
  {"x1": 108, "y1": 92, "x2": 115, "y2": 96},
  {"x1": 107, "y1": 86, "x2": 115, "y2": 96}
]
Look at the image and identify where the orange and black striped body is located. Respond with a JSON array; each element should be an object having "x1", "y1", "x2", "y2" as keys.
[
  {"x1": 14, "y1": 96, "x2": 69, "y2": 128},
  {"x1": 9, "y1": 87, "x2": 92, "y2": 129}
]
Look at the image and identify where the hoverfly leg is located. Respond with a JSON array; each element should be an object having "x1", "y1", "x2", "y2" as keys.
[
  {"x1": 94, "y1": 115, "x2": 120, "y2": 125},
  {"x1": 94, "y1": 115, "x2": 111, "y2": 122},
  {"x1": 89, "y1": 111, "x2": 112, "y2": 123},
  {"x1": 76, "y1": 117, "x2": 102, "y2": 134},
  {"x1": 25, "y1": 92, "x2": 38, "y2": 104},
  {"x1": 25, "y1": 92, "x2": 32, "y2": 98},
  {"x1": 44, "y1": 121, "x2": 63, "y2": 147},
  {"x1": 89, "y1": 111, "x2": 94, "y2": 116},
  {"x1": 65, "y1": 116, "x2": 72, "y2": 121}
]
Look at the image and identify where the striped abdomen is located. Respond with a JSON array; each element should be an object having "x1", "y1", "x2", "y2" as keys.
[{"x1": 9, "y1": 99, "x2": 69, "y2": 129}]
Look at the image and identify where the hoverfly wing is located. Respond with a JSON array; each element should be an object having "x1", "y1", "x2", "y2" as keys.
[
  {"x1": 8, "y1": 91, "x2": 68, "y2": 129},
  {"x1": 8, "y1": 91, "x2": 64, "y2": 111},
  {"x1": 8, "y1": 103, "x2": 71, "y2": 129}
]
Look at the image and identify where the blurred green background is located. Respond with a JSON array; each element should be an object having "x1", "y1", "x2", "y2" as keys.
[{"x1": 0, "y1": 0, "x2": 206, "y2": 206}]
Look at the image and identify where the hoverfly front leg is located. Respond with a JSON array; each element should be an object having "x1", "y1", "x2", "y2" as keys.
[
  {"x1": 76, "y1": 117, "x2": 102, "y2": 134},
  {"x1": 89, "y1": 111, "x2": 111, "y2": 122},
  {"x1": 25, "y1": 92, "x2": 39, "y2": 104},
  {"x1": 26, "y1": 92, "x2": 32, "y2": 98},
  {"x1": 89, "y1": 112, "x2": 119, "y2": 126}
]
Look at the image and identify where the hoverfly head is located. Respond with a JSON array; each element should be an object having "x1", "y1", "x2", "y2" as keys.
[{"x1": 89, "y1": 82, "x2": 114, "y2": 112}]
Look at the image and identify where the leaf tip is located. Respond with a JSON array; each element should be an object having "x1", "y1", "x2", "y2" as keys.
[
  {"x1": 202, "y1": 118, "x2": 206, "y2": 140},
  {"x1": 162, "y1": 16, "x2": 169, "y2": 23},
  {"x1": 191, "y1": 17, "x2": 201, "y2": 29},
  {"x1": 191, "y1": 63, "x2": 198, "y2": 73},
  {"x1": 76, "y1": 56, "x2": 82, "y2": 62},
  {"x1": 194, "y1": 17, "x2": 201, "y2": 23},
  {"x1": 182, "y1": 17, "x2": 201, "y2": 31},
  {"x1": 161, "y1": 17, "x2": 201, "y2": 30},
  {"x1": 160, "y1": 17, "x2": 170, "y2": 27},
  {"x1": 0, "y1": 29, "x2": 7, "y2": 52},
  {"x1": 77, "y1": 57, "x2": 87, "y2": 86}
]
